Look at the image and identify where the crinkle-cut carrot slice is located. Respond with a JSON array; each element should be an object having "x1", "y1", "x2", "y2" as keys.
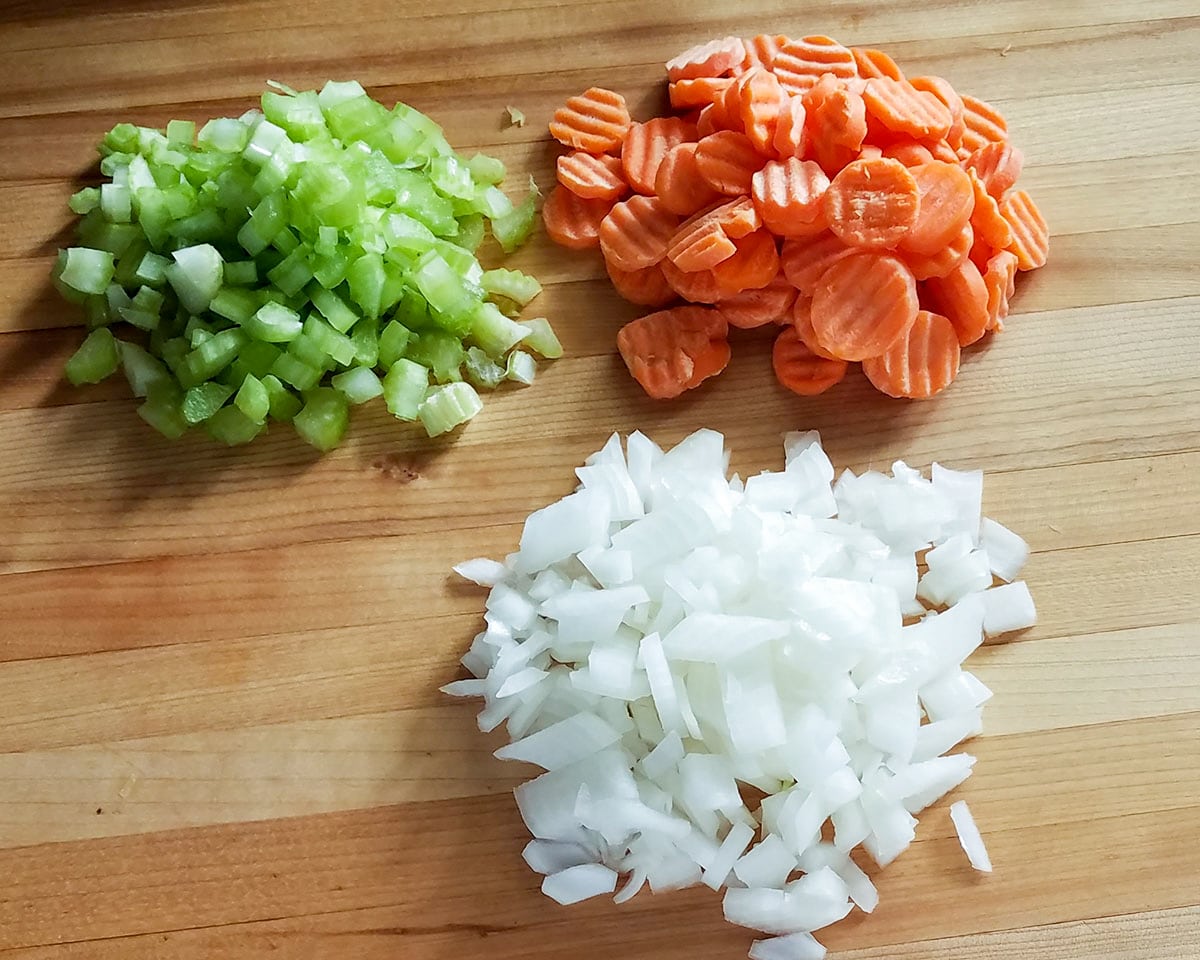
[
  {"x1": 598, "y1": 194, "x2": 681, "y2": 271},
  {"x1": 655, "y1": 142, "x2": 723, "y2": 216},
  {"x1": 667, "y1": 36, "x2": 747, "y2": 81},
  {"x1": 738, "y1": 33, "x2": 788, "y2": 74},
  {"x1": 711, "y1": 228, "x2": 780, "y2": 297},
  {"x1": 667, "y1": 219, "x2": 738, "y2": 272},
  {"x1": 719, "y1": 271, "x2": 798, "y2": 328},
  {"x1": 616, "y1": 306, "x2": 730, "y2": 399},
  {"x1": 772, "y1": 94, "x2": 809, "y2": 158},
  {"x1": 959, "y1": 93, "x2": 1008, "y2": 152},
  {"x1": 773, "y1": 325, "x2": 849, "y2": 395},
  {"x1": 967, "y1": 168, "x2": 1013, "y2": 251},
  {"x1": 862, "y1": 309, "x2": 960, "y2": 399},
  {"x1": 882, "y1": 141, "x2": 934, "y2": 166},
  {"x1": 670, "y1": 77, "x2": 734, "y2": 110},
  {"x1": 773, "y1": 35, "x2": 859, "y2": 94},
  {"x1": 852, "y1": 47, "x2": 904, "y2": 81},
  {"x1": 803, "y1": 75, "x2": 868, "y2": 172},
  {"x1": 903, "y1": 220, "x2": 973, "y2": 280},
  {"x1": 678, "y1": 195, "x2": 762, "y2": 241},
  {"x1": 899, "y1": 161, "x2": 975, "y2": 256},
  {"x1": 541, "y1": 185, "x2": 616, "y2": 249},
  {"x1": 862, "y1": 78, "x2": 953, "y2": 141},
  {"x1": 661, "y1": 257, "x2": 725, "y2": 303},
  {"x1": 694, "y1": 130, "x2": 765, "y2": 195},
  {"x1": 549, "y1": 87, "x2": 632, "y2": 154},
  {"x1": 928, "y1": 139, "x2": 960, "y2": 163},
  {"x1": 780, "y1": 230, "x2": 856, "y2": 293},
  {"x1": 810, "y1": 253, "x2": 918, "y2": 360},
  {"x1": 792, "y1": 294, "x2": 840, "y2": 359},
  {"x1": 695, "y1": 104, "x2": 722, "y2": 137},
  {"x1": 606, "y1": 260, "x2": 677, "y2": 308},
  {"x1": 556, "y1": 151, "x2": 629, "y2": 201},
  {"x1": 824, "y1": 157, "x2": 920, "y2": 250},
  {"x1": 968, "y1": 232, "x2": 996, "y2": 272},
  {"x1": 738, "y1": 67, "x2": 785, "y2": 154},
  {"x1": 858, "y1": 143, "x2": 884, "y2": 161},
  {"x1": 999, "y1": 189, "x2": 1049, "y2": 270},
  {"x1": 719, "y1": 79, "x2": 748, "y2": 133},
  {"x1": 962, "y1": 140, "x2": 1024, "y2": 198},
  {"x1": 908, "y1": 76, "x2": 965, "y2": 149},
  {"x1": 622, "y1": 116, "x2": 698, "y2": 195},
  {"x1": 923, "y1": 256, "x2": 990, "y2": 346},
  {"x1": 983, "y1": 249, "x2": 1019, "y2": 331},
  {"x1": 752, "y1": 158, "x2": 830, "y2": 237}
]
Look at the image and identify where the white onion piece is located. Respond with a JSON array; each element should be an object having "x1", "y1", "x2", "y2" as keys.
[
  {"x1": 980, "y1": 581, "x2": 1038, "y2": 636},
  {"x1": 452, "y1": 557, "x2": 509, "y2": 586},
  {"x1": 542, "y1": 863, "x2": 618, "y2": 904},
  {"x1": 749, "y1": 931, "x2": 827, "y2": 960},
  {"x1": 949, "y1": 799, "x2": 993, "y2": 872},
  {"x1": 979, "y1": 517, "x2": 1030, "y2": 582}
]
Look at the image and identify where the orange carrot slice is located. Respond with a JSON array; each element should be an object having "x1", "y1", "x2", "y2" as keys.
[
  {"x1": 752, "y1": 158, "x2": 831, "y2": 237},
  {"x1": 772, "y1": 325, "x2": 849, "y2": 395},
  {"x1": 862, "y1": 78, "x2": 953, "y2": 141},
  {"x1": 773, "y1": 35, "x2": 858, "y2": 94},
  {"x1": 882, "y1": 141, "x2": 934, "y2": 167},
  {"x1": 967, "y1": 168, "x2": 1013, "y2": 251},
  {"x1": 962, "y1": 140, "x2": 1024, "y2": 198},
  {"x1": 541, "y1": 185, "x2": 616, "y2": 249},
  {"x1": 738, "y1": 67, "x2": 785, "y2": 153},
  {"x1": 694, "y1": 130, "x2": 765, "y2": 195},
  {"x1": 606, "y1": 261, "x2": 677, "y2": 308},
  {"x1": 908, "y1": 76, "x2": 964, "y2": 150},
  {"x1": 928, "y1": 139, "x2": 960, "y2": 164},
  {"x1": 803, "y1": 75, "x2": 867, "y2": 172},
  {"x1": 899, "y1": 161, "x2": 975, "y2": 256},
  {"x1": 667, "y1": 36, "x2": 747, "y2": 81},
  {"x1": 598, "y1": 195, "x2": 681, "y2": 271},
  {"x1": 852, "y1": 47, "x2": 904, "y2": 81},
  {"x1": 779, "y1": 231, "x2": 856, "y2": 293},
  {"x1": 809, "y1": 253, "x2": 918, "y2": 360},
  {"x1": 858, "y1": 143, "x2": 884, "y2": 161},
  {"x1": 739, "y1": 33, "x2": 787, "y2": 73},
  {"x1": 669, "y1": 77, "x2": 733, "y2": 110},
  {"x1": 622, "y1": 117, "x2": 698, "y2": 195},
  {"x1": 711, "y1": 228, "x2": 780, "y2": 297},
  {"x1": 792, "y1": 294, "x2": 840, "y2": 359},
  {"x1": 655, "y1": 142, "x2": 723, "y2": 216},
  {"x1": 549, "y1": 87, "x2": 632, "y2": 154},
  {"x1": 861, "y1": 309, "x2": 960, "y2": 399},
  {"x1": 675, "y1": 195, "x2": 762, "y2": 243},
  {"x1": 968, "y1": 232, "x2": 995, "y2": 272},
  {"x1": 959, "y1": 94, "x2": 1008, "y2": 152},
  {"x1": 616, "y1": 306, "x2": 730, "y2": 398},
  {"x1": 923, "y1": 257, "x2": 990, "y2": 346},
  {"x1": 999, "y1": 189, "x2": 1049, "y2": 270},
  {"x1": 668, "y1": 219, "x2": 738, "y2": 272},
  {"x1": 772, "y1": 94, "x2": 809, "y2": 158},
  {"x1": 661, "y1": 258, "x2": 726, "y2": 303},
  {"x1": 983, "y1": 249, "x2": 1019, "y2": 331},
  {"x1": 903, "y1": 220, "x2": 973, "y2": 281},
  {"x1": 556, "y1": 151, "x2": 628, "y2": 201},
  {"x1": 824, "y1": 157, "x2": 920, "y2": 250},
  {"x1": 719, "y1": 271, "x2": 798, "y2": 328}
]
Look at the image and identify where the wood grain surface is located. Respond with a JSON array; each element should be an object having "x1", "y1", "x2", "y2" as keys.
[{"x1": 2, "y1": 1, "x2": 1198, "y2": 956}]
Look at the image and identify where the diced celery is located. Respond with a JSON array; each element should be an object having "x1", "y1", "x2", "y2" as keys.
[
  {"x1": 293, "y1": 387, "x2": 349, "y2": 451},
  {"x1": 519, "y1": 317, "x2": 564, "y2": 359},
  {"x1": 474, "y1": 184, "x2": 513, "y2": 220},
  {"x1": 382, "y1": 212, "x2": 437, "y2": 254},
  {"x1": 411, "y1": 250, "x2": 474, "y2": 320},
  {"x1": 210, "y1": 286, "x2": 261, "y2": 324},
  {"x1": 454, "y1": 213, "x2": 485, "y2": 253},
  {"x1": 262, "y1": 89, "x2": 326, "y2": 141},
  {"x1": 505, "y1": 349, "x2": 537, "y2": 385},
  {"x1": 160, "y1": 337, "x2": 191, "y2": 381},
  {"x1": 331, "y1": 365, "x2": 384, "y2": 404},
  {"x1": 100, "y1": 182, "x2": 132, "y2": 222},
  {"x1": 237, "y1": 191, "x2": 287, "y2": 255},
  {"x1": 346, "y1": 252, "x2": 385, "y2": 317},
  {"x1": 428, "y1": 155, "x2": 475, "y2": 200},
  {"x1": 261, "y1": 373, "x2": 303, "y2": 421},
  {"x1": 418, "y1": 381, "x2": 483, "y2": 437},
  {"x1": 168, "y1": 207, "x2": 225, "y2": 243},
  {"x1": 470, "y1": 300, "x2": 529, "y2": 358},
  {"x1": 65, "y1": 328, "x2": 120, "y2": 385},
  {"x1": 165, "y1": 243, "x2": 223, "y2": 313},
  {"x1": 84, "y1": 221, "x2": 142, "y2": 257},
  {"x1": 266, "y1": 244, "x2": 314, "y2": 296},
  {"x1": 182, "y1": 381, "x2": 234, "y2": 423},
  {"x1": 309, "y1": 286, "x2": 359, "y2": 333},
  {"x1": 243, "y1": 301, "x2": 302, "y2": 342},
  {"x1": 83, "y1": 294, "x2": 111, "y2": 328},
  {"x1": 271, "y1": 227, "x2": 301, "y2": 256},
  {"x1": 197, "y1": 117, "x2": 250, "y2": 152},
  {"x1": 466, "y1": 152, "x2": 506, "y2": 185},
  {"x1": 234, "y1": 373, "x2": 270, "y2": 422},
  {"x1": 302, "y1": 315, "x2": 357, "y2": 367},
  {"x1": 350, "y1": 316, "x2": 379, "y2": 367},
  {"x1": 324, "y1": 94, "x2": 389, "y2": 146},
  {"x1": 68, "y1": 186, "x2": 101, "y2": 216},
  {"x1": 312, "y1": 247, "x2": 349, "y2": 288},
  {"x1": 184, "y1": 327, "x2": 245, "y2": 382},
  {"x1": 287, "y1": 331, "x2": 331, "y2": 370},
  {"x1": 223, "y1": 260, "x2": 257, "y2": 286},
  {"x1": 315, "y1": 225, "x2": 340, "y2": 257},
  {"x1": 463, "y1": 346, "x2": 505, "y2": 390},
  {"x1": 134, "y1": 251, "x2": 171, "y2": 287},
  {"x1": 382, "y1": 358, "x2": 428, "y2": 420},
  {"x1": 58, "y1": 247, "x2": 115, "y2": 296},
  {"x1": 407, "y1": 330, "x2": 464, "y2": 384},
  {"x1": 237, "y1": 340, "x2": 282, "y2": 378},
  {"x1": 377, "y1": 319, "x2": 412, "y2": 369},
  {"x1": 117, "y1": 340, "x2": 171, "y2": 397},
  {"x1": 489, "y1": 176, "x2": 541, "y2": 253},
  {"x1": 206, "y1": 404, "x2": 266, "y2": 445},
  {"x1": 166, "y1": 118, "x2": 196, "y2": 148},
  {"x1": 270, "y1": 352, "x2": 322, "y2": 391},
  {"x1": 102, "y1": 122, "x2": 140, "y2": 156},
  {"x1": 242, "y1": 119, "x2": 292, "y2": 167},
  {"x1": 138, "y1": 381, "x2": 189, "y2": 439}
]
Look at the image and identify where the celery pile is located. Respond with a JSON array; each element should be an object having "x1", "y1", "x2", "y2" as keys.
[{"x1": 54, "y1": 82, "x2": 555, "y2": 450}]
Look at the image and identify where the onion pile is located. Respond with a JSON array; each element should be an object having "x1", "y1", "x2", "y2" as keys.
[{"x1": 446, "y1": 429, "x2": 1034, "y2": 957}]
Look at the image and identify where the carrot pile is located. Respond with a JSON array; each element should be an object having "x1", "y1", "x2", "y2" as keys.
[{"x1": 542, "y1": 34, "x2": 1049, "y2": 400}]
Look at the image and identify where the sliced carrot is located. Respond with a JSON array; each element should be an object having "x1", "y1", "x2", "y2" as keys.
[
  {"x1": 861, "y1": 309, "x2": 960, "y2": 399},
  {"x1": 695, "y1": 104, "x2": 723, "y2": 138},
  {"x1": 616, "y1": 306, "x2": 730, "y2": 398},
  {"x1": 773, "y1": 35, "x2": 858, "y2": 94},
  {"x1": 923, "y1": 257, "x2": 990, "y2": 346},
  {"x1": 667, "y1": 36, "x2": 747, "y2": 82},
  {"x1": 792, "y1": 294, "x2": 840, "y2": 359},
  {"x1": 802, "y1": 74, "x2": 868, "y2": 173},
  {"x1": 606, "y1": 261, "x2": 677, "y2": 308},
  {"x1": 908, "y1": 76, "x2": 964, "y2": 150},
  {"x1": 999, "y1": 189, "x2": 1050, "y2": 270},
  {"x1": 739, "y1": 33, "x2": 787, "y2": 73},
  {"x1": 899, "y1": 161, "x2": 975, "y2": 256},
  {"x1": 810, "y1": 253, "x2": 918, "y2": 360},
  {"x1": 858, "y1": 144, "x2": 884, "y2": 161},
  {"x1": 598, "y1": 195, "x2": 681, "y2": 271},
  {"x1": 962, "y1": 140, "x2": 1024, "y2": 198},
  {"x1": 903, "y1": 220, "x2": 973, "y2": 281},
  {"x1": 881, "y1": 141, "x2": 934, "y2": 167},
  {"x1": 667, "y1": 219, "x2": 738, "y2": 272},
  {"x1": 862, "y1": 78, "x2": 953, "y2": 142},
  {"x1": 779, "y1": 231, "x2": 856, "y2": 293},
  {"x1": 669, "y1": 77, "x2": 733, "y2": 110},
  {"x1": 772, "y1": 94, "x2": 809, "y2": 158},
  {"x1": 622, "y1": 117, "x2": 698, "y2": 195},
  {"x1": 711, "y1": 228, "x2": 781, "y2": 297},
  {"x1": 738, "y1": 67, "x2": 785, "y2": 154},
  {"x1": 719, "y1": 272, "x2": 797, "y2": 328},
  {"x1": 540, "y1": 185, "x2": 615, "y2": 249},
  {"x1": 852, "y1": 47, "x2": 904, "y2": 81},
  {"x1": 675, "y1": 195, "x2": 762, "y2": 242},
  {"x1": 661, "y1": 257, "x2": 726, "y2": 303},
  {"x1": 959, "y1": 94, "x2": 1008, "y2": 152},
  {"x1": 928, "y1": 139, "x2": 960, "y2": 164},
  {"x1": 556, "y1": 151, "x2": 628, "y2": 201},
  {"x1": 772, "y1": 325, "x2": 849, "y2": 395},
  {"x1": 967, "y1": 168, "x2": 1013, "y2": 251},
  {"x1": 549, "y1": 87, "x2": 632, "y2": 154},
  {"x1": 694, "y1": 130, "x2": 765, "y2": 195},
  {"x1": 655, "y1": 142, "x2": 723, "y2": 216},
  {"x1": 967, "y1": 232, "x2": 994, "y2": 272},
  {"x1": 752, "y1": 158, "x2": 830, "y2": 237},
  {"x1": 983, "y1": 249, "x2": 1019, "y2": 331},
  {"x1": 824, "y1": 157, "x2": 920, "y2": 250},
  {"x1": 718, "y1": 79, "x2": 748, "y2": 133}
]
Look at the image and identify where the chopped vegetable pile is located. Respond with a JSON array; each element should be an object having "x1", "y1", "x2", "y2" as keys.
[
  {"x1": 542, "y1": 34, "x2": 1049, "y2": 401},
  {"x1": 55, "y1": 81, "x2": 553, "y2": 449},
  {"x1": 447, "y1": 428, "x2": 1036, "y2": 959}
]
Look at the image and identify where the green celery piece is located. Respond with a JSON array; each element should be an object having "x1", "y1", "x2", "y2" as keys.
[
  {"x1": 418, "y1": 381, "x2": 483, "y2": 437},
  {"x1": 105, "y1": 283, "x2": 133, "y2": 317},
  {"x1": 58, "y1": 247, "x2": 115, "y2": 296},
  {"x1": 382, "y1": 212, "x2": 437, "y2": 255},
  {"x1": 362, "y1": 149, "x2": 399, "y2": 204},
  {"x1": 242, "y1": 119, "x2": 292, "y2": 167},
  {"x1": 519, "y1": 317, "x2": 563, "y2": 359},
  {"x1": 83, "y1": 294, "x2": 111, "y2": 328},
  {"x1": 382, "y1": 358, "x2": 428, "y2": 421},
  {"x1": 134, "y1": 190, "x2": 172, "y2": 249},
  {"x1": 234, "y1": 373, "x2": 270, "y2": 422},
  {"x1": 222, "y1": 260, "x2": 258, "y2": 286},
  {"x1": 100, "y1": 182, "x2": 132, "y2": 223},
  {"x1": 65, "y1": 328, "x2": 120, "y2": 385},
  {"x1": 185, "y1": 316, "x2": 216, "y2": 348},
  {"x1": 312, "y1": 247, "x2": 350, "y2": 289},
  {"x1": 168, "y1": 207, "x2": 226, "y2": 244},
  {"x1": 165, "y1": 243, "x2": 223, "y2": 314},
  {"x1": 293, "y1": 387, "x2": 350, "y2": 452},
  {"x1": 261, "y1": 374, "x2": 303, "y2": 421},
  {"x1": 287, "y1": 330, "x2": 334, "y2": 370},
  {"x1": 463, "y1": 345, "x2": 505, "y2": 390},
  {"x1": 331, "y1": 365, "x2": 384, "y2": 404},
  {"x1": 427, "y1": 155, "x2": 475, "y2": 201},
  {"x1": 266, "y1": 244, "x2": 314, "y2": 297},
  {"x1": 112, "y1": 236, "x2": 151, "y2": 287},
  {"x1": 432, "y1": 240, "x2": 484, "y2": 293},
  {"x1": 237, "y1": 340, "x2": 282, "y2": 378},
  {"x1": 406, "y1": 330, "x2": 464, "y2": 384},
  {"x1": 102, "y1": 122, "x2": 140, "y2": 156},
  {"x1": 166, "y1": 118, "x2": 196, "y2": 148},
  {"x1": 197, "y1": 117, "x2": 250, "y2": 153},
  {"x1": 243, "y1": 301, "x2": 302, "y2": 342},
  {"x1": 474, "y1": 184, "x2": 513, "y2": 220},
  {"x1": 252, "y1": 146, "x2": 297, "y2": 195},
  {"x1": 390, "y1": 102, "x2": 452, "y2": 158},
  {"x1": 309, "y1": 286, "x2": 359, "y2": 333},
  {"x1": 237, "y1": 191, "x2": 287, "y2": 255},
  {"x1": 315, "y1": 225, "x2": 340, "y2": 257},
  {"x1": 324, "y1": 95, "x2": 389, "y2": 146},
  {"x1": 505, "y1": 349, "x2": 537, "y2": 385},
  {"x1": 481, "y1": 267, "x2": 542, "y2": 308},
  {"x1": 302, "y1": 315, "x2": 356, "y2": 367},
  {"x1": 117, "y1": 340, "x2": 172, "y2": 397},
  {"x1": 206, "y1": 405, "x2": 266, "y2": 445},
  {"x1": 393, "y1": 169, "x2": 457, "y2": 235},
  {"x1": 270, "y1": 352, "x2": 322, "y2": 391},
  {"x1": 466, "y1": 152, "x2": 506, "y2": 185},
  {"x1": 181, "y1": 381, "x2": 234, "y2": 423},
  {"x1": 271, "y1": 226, "x2": 301, "y2": 256},
  {"x1": 99, "y1": 152, "x2": 133, "y2": 177},
  {"x1": 183, "y1": 327, "x2": 245, "y2": 382},
  {"x1": 470, "y1": 301, "x2": 530, "y2": 358},
  {"x1": 137, "y1": 381, "x2": 189, "y2": 439},
  {"x1": 215, "y1": 168, "x2": 258, "y2": 215},
  {"x1": 377, "y1": 319, "x2": 412, "y2": 369},
  {"x1": 350, "y1": 316, "x2": 379, "y2": 367},
  {"x1": 119, "y1": 285, "x2": 165, "y2": 331},
  {"x1": 85, "y1": 221, "x2": 142, "y2": 258},
  {"x1": 160, "y1": 337, "x2": 191, "y2": 382},
  {"x1": 210, "y1": 287, "x2": 261, "y2": 324},
  {"x1": 411, "y1": 250, "x2": 474, "y2": 320},
  {"x1": 454, "y1": 214, "x2": 485, "y2": 253},
  {"x1": 345, "y1": 252, "x2": 385, "y2": 318},
  {"x1": 392, "y1": 287, "x2": 430, "y2": 330},
  {"x1": 378, "y1": 263, "x2": 407, "y2": 315},
  {"x1": 261, "y1": 89, "x2": 326, "y2": 141},
  {"x1": 134, "y1": 251, "x2": 171, "y2": 287},
  {"x1": 489, "y1": 176, "x2": 541, "y2": 253}
]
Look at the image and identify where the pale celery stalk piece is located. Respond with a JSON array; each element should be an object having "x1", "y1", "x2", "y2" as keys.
[
  {"x1": 519, "y1": 317, "x2": 563, "y2": 359},
  {"x1": 65, "y1": 328, "x2": 119, "y2": 385},
  {"x1": 331, "y1": 365, "x2": 384, "y2": 404},
  {"x1": 382, "y1": 358, "x2": 429, "y2": 421},
  {"x1": 165, "y1": 243, "x2": 223, "y2": 314},
  {"x1": 505, "y1": 349, "x2": 537, "y2": 386},
  {"x1": 418, "y1": 381, "x2": 483, "y2": 437}
]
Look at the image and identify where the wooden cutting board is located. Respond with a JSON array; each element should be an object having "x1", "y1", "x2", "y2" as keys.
[{"x1": 1, "y1": 1, "x2": 1197, "y2": 956}]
